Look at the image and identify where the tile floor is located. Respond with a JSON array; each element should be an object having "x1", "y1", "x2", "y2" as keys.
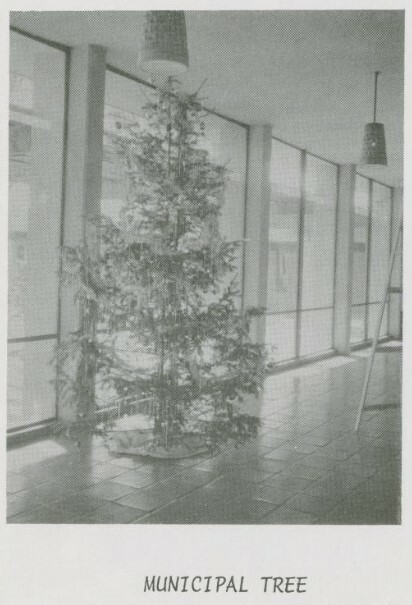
[{"x1": 7, "y1": 346, "x2": 401, "y2": 524}]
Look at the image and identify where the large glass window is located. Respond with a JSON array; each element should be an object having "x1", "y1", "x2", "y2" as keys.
[
  {"x1": 266, "y1": 141, "x2": 338, "y2": 364},
  {"x1": 266, "y1": 139, "x2": 301, "y2": 362},
  {"x1": 350, "y1": 177, "x2": 392, "y2": 345},
  {"x1": 352, "y1": 176, "x2": 369, "y2": 306},
  {"x1": 350, "y1": 175, "x2": 369, "y2": 344},
  {"x1": 367, "y1": 182, "x2": 392, "y2": 339},
  {"x1": 300, "y1": 155, "x2": 337, "y2": 355},
  {"x1": 300, "y1": 308, "x2": 334, "y2": 357},
  {"x1": 389, "y1": 206, "x2": 402, "y2": 336},
  {"x1": 8, "y1": 32, "x2": 67, "y2": 430},
  {"x1": 369, "y1": 183, "x2": 392, "y2": 303},
  {"x1": 301, "y1": 156, "x2": 337, "y2": 309}
]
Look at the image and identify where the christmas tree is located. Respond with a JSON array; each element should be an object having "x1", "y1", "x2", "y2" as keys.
[{"x1": 56, "y1": 79, "x2": 265, "y2": 456}]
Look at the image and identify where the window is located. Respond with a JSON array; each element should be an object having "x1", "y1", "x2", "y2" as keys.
[
  {"x1": 266, "y1": 139, "x2": 301, "y2": 362},
  {"x1": 368, "y1": 183, "x2": 391, "y2": 339},
  {"x1": 266, "y1": 140, "x2": 338, "y2": 364},
  {"x1": 350, "y1": 175, "x2": 369, "y2": 343},
  {"x1": 300, "y1": 155, "x2": 337, "y2": 355},
  {"x1": 300, "y1": 308, "x2": 334, "y2": 357},
  {"x1": 8, "y1": 31, "x2": 68, "y2": 430},
  {"x1": 350, "y1": 176, "x2": 393, "y2": 345}
]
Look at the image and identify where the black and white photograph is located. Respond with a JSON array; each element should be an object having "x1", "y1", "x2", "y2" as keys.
[
  {"x1": 1, "y1": 3, "x2": 410, "y2": 603},
  {"x1": 5, "y1": 8, "x2": 405, "y2": 525}
]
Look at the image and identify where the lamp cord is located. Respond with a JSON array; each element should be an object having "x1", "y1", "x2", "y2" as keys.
[{"x1": 373, "y1": 71, "x2": 380, "y2": 123}]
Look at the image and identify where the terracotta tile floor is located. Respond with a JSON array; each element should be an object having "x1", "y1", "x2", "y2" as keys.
[{"x1": 7, "y1": 347, "x2": 401, "y2": 524}]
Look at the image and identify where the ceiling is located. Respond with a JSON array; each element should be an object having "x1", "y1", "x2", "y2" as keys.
[{"x1": 10, "y1": 10, "x2": 404, "y2": 186}]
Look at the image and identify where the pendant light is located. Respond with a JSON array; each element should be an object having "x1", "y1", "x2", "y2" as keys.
[
  {"x1": 140, "y1": 11, "x2": 189, "y2": 76},
  {"x1": 359, "y1": 71, "x2": 387, "y2": 166}
]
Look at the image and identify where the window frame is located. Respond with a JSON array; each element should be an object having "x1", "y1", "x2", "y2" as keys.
[
  {"x1": 351, "y1": 173, "x2": 394, "y2": 346},
  {"x1": 7, "y1": 27, "x2": 71, "y2": 432},
  {"x1": 7, "y1": 29, "x2": 398, "y2": 426},
  {"x1": 267, "y1": 136, "x2": 339, "y2": 363}
]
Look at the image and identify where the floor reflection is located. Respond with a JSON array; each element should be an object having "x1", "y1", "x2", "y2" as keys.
[{"x1": 7, "y1": 347, "x2": 401, "y2": 524}]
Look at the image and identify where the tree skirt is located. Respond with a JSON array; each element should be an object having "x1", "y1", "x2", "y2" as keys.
[{"x1": 106, "y1": 415, "x2": 211, "y2": 459}]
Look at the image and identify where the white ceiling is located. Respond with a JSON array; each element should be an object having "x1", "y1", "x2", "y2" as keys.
[{"x1": 11, "y1": 10, "x2": 404, "y2": 186}]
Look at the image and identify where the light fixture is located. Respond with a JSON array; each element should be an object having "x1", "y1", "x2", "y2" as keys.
[
  {"x1": 359, "y1": 71, "x2": 387, "y2": 166},
  {"x1": 140, "y1": 11, "x2": 189, "y2": 76}
]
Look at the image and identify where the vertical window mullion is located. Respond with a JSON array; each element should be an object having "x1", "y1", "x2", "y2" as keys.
[
  {"x1": 387, "y1": 186, "x2": 395, "y2": 330},
  {"x1": 240, "y1": 124, "x2": 251, "y2": 315},
  {"x1": 365, "y1": 178, "x2": 373, "y2": 339},
  {"x1": 295, "y1": 149, "x2": 306, "y2": 359},
  {"x1": 55, "y1": 48, "x2": 71, "y2": 418},
  {"x1": 331, "y1": 165, "x2": 340, "y2": 344}
]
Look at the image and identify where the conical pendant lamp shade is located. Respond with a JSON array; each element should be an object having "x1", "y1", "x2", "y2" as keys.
[
  {"x1": 360, "y1": 122, "x2": 387, "y2": 165},
  {"x1": 359, "y1": 71, "x2": 387, "y2": 166},
  {"x1": 140, "y1": 11, "x2": 189, "y2": 75}
]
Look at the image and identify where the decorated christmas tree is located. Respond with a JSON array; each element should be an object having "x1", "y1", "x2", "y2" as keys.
[{"x1": 56, "y1": 79, "x2": 265, "y2": 456}]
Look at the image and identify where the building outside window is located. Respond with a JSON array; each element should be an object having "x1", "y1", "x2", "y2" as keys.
[{"x1": 7, "y1": 31, "x2": 68, "y2": 431}]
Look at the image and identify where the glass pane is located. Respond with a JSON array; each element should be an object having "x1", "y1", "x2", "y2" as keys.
[
  {"x1": 350, "y1": 305, "x2": 366, "y2": 344},
  {"x1": 301, "y1": 155, "x2": 338, "y2": 309},
  {"x1": 368, "y1": 182, "x2": 391, "y2": 302},
  {"x1": 300, "y1": 308, "x2": 333, "y2": 357},
  {"x1": 8, "y1": 32, "x2": 66, "y2": 339},
  {"x1": 7, "y1": 339, "x2": 57, "y2": 431},
  {"x1": 8, "y1": 32, "x2": 66, "y2": 430},
  {"x1": 265, "y1": 313, "x2": 297, "y2": 363},
  {"x1": 267, "y1": 139, "x2": 301, "y2": 313},
  {"x1": 389, "y1": 292, "x2": 402, "y2": 336},
  {"x1": 391, "y1": 228, "x2": 402, "y2": 288},
  {"x1": 352, "y1": 175, "x2": 369, "y2": 304},
  {"x1": 367, "y1": 303, "x2": 389, "y2": 339}
]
